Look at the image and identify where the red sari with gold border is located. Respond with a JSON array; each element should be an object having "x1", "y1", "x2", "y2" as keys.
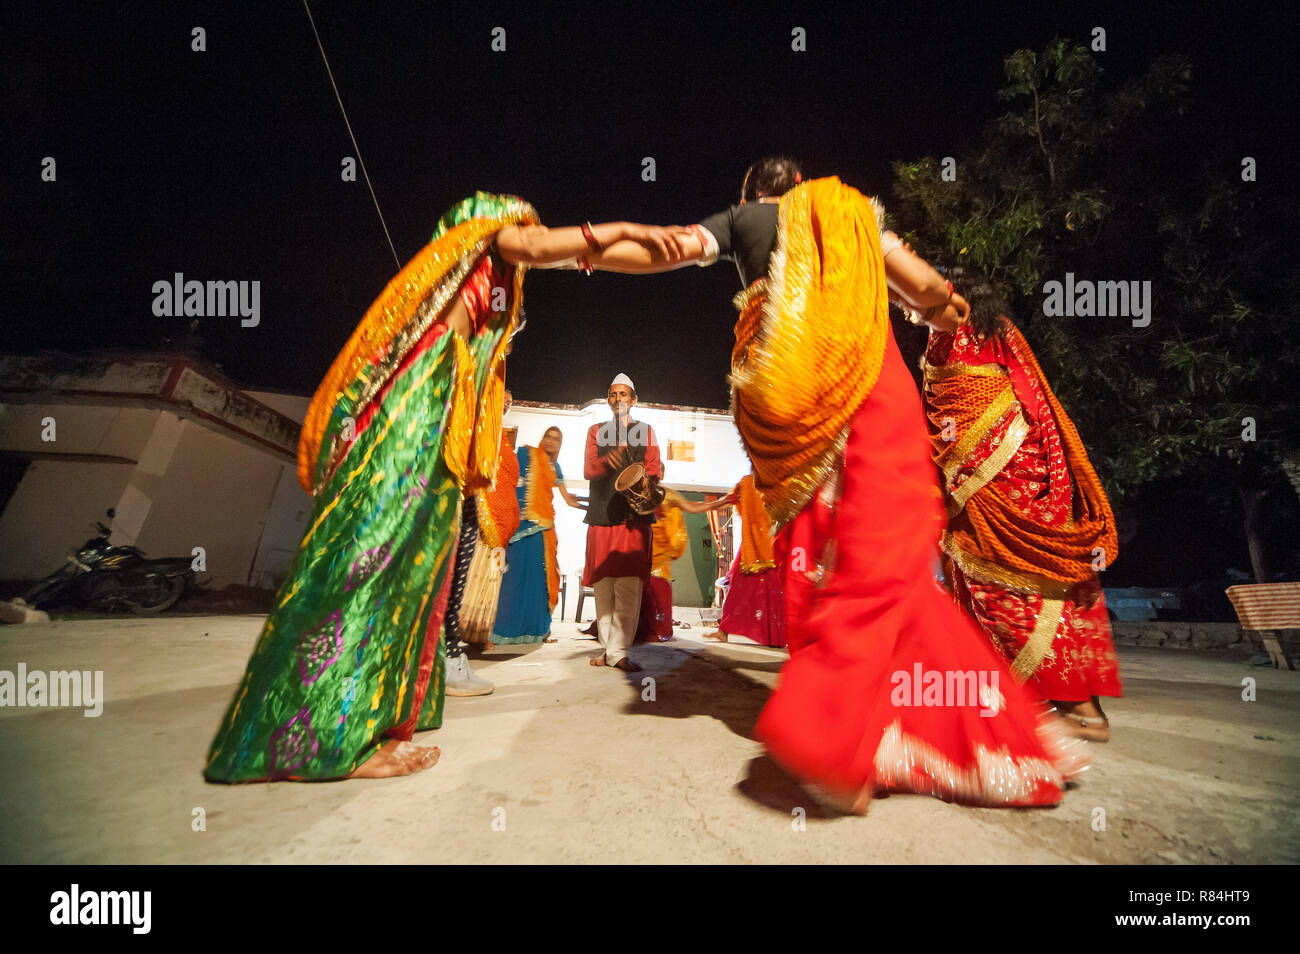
[{"x1": 923, "y1": 319, "x2": 1122, "y2": 701}]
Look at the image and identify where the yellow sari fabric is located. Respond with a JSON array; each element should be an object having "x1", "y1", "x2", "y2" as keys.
[
  {"x1": 730, "y1": 177, "x2": 891, "y2": 529},
  {"x1": 651, "y1": 490, "x2": 690, "y2": 581},
  {"x1": 735, "y1": 474, "x2": 776, "y2": 573},
  {"x1": 523, "y1": 446, "x2": 558, "y2": 527}
]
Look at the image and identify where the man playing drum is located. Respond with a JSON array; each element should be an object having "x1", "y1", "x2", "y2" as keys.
[{"x1": 582, "y1": 373, "x2": 663, "y2": 672}]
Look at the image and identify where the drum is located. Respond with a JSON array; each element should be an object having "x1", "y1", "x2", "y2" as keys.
[{"x1": 613, "y1": 462, "x2": 665, "y2": 516}]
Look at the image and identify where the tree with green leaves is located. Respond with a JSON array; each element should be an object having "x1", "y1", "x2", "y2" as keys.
[{"x1": 891, "y1": 39, "x2": 1299, "y2": 583}]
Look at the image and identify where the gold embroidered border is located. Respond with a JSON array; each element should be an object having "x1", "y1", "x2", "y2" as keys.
[
  {"x1": 941, "y1": 386, "x2": 1016, "y2": 482},
  {"x1": 874, "y1": 720, "x2": 1063, "y2": 806},
  {"x1": 948, "y1": 410, "x2": 1030, "y2": 514},
  {"x1": 354, "y1": 234, "x2": 494, "y2": 424},
  {"x1": 1011, "y1": 597, "x2": 1066, "y2": 683},
  {"x1": 921, "y1": 359, "x2": 1008, "y2": 383},
  {"x1": 942, "y1": 535, "x2": 1073, "y2": 600}
]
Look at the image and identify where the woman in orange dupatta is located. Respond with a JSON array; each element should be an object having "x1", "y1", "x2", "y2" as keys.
[
  {"x1": 922, "y1": 273, "x2": 1121, "y2": 740},
  {"x1": 494, "y1": 426, "x2": 584, "y2": 643},
  {"x1": 704, "y1": 474, "x2": 787, "y2": 647}
]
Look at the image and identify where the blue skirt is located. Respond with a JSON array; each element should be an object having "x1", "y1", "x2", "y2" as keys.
[{"x1": 493, "y1": 527, "x2": 553, "y2": 643}]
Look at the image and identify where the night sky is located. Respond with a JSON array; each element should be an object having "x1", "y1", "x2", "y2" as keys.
[{"x1": 3, "y1": 0, "x2": 1294, "y2": 409}]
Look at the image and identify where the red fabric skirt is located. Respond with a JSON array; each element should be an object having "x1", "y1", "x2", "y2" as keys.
[
  {"x1": 635, "y1": 575, "x2": 675, "y2": 643},
  {"x1": 754, "y1": 331, "x2": 1076, "y2": 806},
  {"x1": 953, "y1": 575, "x2": 1123, "y2": 702},
  {"x1": 720, "y1": 552, "x2": 787, "y2": 647},
  {"x1": 582, "y1": 523, "x2": 651, "y2": 585}
]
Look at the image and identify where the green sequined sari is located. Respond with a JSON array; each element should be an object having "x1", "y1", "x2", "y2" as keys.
[{"x1": 206, "y1": 193, "x2": 537, "y2": 781}]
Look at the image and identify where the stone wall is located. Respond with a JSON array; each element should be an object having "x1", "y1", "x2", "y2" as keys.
[{"x1": 1110, "y1": 621, "x2": 1300, "y2": 653}]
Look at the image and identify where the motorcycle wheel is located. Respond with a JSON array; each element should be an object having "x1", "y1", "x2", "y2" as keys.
[{"x1": 124, "y1": 576, "x2": 185, "y2": 616}]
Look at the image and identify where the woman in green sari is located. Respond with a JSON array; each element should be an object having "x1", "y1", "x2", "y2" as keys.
[{"x1": 205, "y1": 194, "x2": 690, "y2": 781}]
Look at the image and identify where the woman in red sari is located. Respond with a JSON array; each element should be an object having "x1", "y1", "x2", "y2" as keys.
[
  {"x1": 576, "y1": 159, "x2": 1086, "y2": 810},
  {"x1": 922, "y1": 271, "x2": 1121, "y2": 740}
]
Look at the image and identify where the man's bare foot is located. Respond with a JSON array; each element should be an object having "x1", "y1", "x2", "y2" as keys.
[
  {"x1": 347, "y1": 740, "x2": 440, "y2": 778},
  {"x1": 485, "y1": 640, "x2": 495, "y2": 651},
  {"x1": 589, "y1": 654, "x2": 641, "y2": 671},
  {"x1": 702, "y1": 629, "x2": 728, "y2": 642}
]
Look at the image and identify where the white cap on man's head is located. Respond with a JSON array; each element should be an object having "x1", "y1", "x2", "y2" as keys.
[{"x1": 610, "y1": 372, "x2": 635, "y2": 391}]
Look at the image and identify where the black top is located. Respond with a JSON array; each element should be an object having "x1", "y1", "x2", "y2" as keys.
[
  {"x1": 697, "y1": 201, "x2": 780, "y2": 287},
  {"x1": 584, "y1": 420, "x2": 657, "y2": 528}
]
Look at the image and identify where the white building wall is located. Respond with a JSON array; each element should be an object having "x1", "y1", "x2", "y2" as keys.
[
  {"x1": 128, "y1": 420, "x2": 285, "y2": 587},
  {"x1": 244, "y1": 391, "x2": 312, "y2": 589},
  {"x1": 0, "y1": 403, "x2": 158, "y2": 459},
  {"x1": 0, "y1": 399, "x2": 290, "y2": 587},
  {"x1": 0, "y1": 403, "x2": 157, "y2": 579},
  {"x1": 0, "y1": 459, "x2": 136, "y2": 580},
  {"x1": 0, "y1": 389, "x2": 748, "y2": 597}
]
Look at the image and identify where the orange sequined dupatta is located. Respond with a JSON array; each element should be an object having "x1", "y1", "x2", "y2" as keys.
[
  {"x1": 523, "y1": 446, "x2": 558, "y2": 527},
  {"x1": 926, "y1": 318, "x2": 1118, "y2": 596},
  {"x1": 735, "y1": 474, "x2": 776, "y2": 573},
  {"x1": 297, "y1": 193, "x2": 539, "y2": 498},
  {"x1": 476, "y1": 431, "x2": 522, "y2": 550},
  {"x1": 730, "y1": 176, "x2": 891, "y2": 530}
]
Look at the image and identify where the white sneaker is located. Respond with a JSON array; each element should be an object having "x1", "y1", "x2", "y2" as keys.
[{"x1": 445, "y1": 653, "x2": 494, "y2": 696}]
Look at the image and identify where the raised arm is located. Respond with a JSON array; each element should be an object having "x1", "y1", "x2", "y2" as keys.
[
  {"x1": 557, "y1": 483, "x2": 587, "y2": 510},
  {"x1": 674, "y1": 495, "x2": 727, "y2": 514},
  {"x1": 881, "y1": 232, "x2": 969, "y2": 329},
  {"x1": 586, "y1": 226, "x2": 706, "y2": 274},
  {"x1": 496, "y1": 222, "x2": 695, "y2": 269}
]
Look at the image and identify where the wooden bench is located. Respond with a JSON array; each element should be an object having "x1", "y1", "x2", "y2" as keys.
[{"x1": 1225, "y1": 583, "x2": 1300, "y2": 670}]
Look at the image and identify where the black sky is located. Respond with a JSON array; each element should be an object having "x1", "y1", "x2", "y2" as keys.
[{"x1": 3, "y1": 0, "x2": 1295, "y2": 408}]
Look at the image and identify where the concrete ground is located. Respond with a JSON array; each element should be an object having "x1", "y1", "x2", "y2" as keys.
[{"x1": 1, "y1": 611, "x2": 1297, "y2": 864}]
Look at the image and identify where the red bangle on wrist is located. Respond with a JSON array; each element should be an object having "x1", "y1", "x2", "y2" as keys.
[{"x1": 581, "y1": 222, "x2": 604, "y2": 252}]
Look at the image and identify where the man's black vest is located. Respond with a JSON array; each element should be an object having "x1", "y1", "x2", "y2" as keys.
[{"x1": 585, "y1": 417, "x2": 656, "y2": 528}]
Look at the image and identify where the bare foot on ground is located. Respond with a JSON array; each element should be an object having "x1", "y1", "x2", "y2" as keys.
[{"x1": 347, "y1": 740, "x2": 440, "y2": 778}]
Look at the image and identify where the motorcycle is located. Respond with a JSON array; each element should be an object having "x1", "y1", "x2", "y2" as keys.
[{"x1": 19, "y1": 509, "x2": 197, "y2": 615}]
